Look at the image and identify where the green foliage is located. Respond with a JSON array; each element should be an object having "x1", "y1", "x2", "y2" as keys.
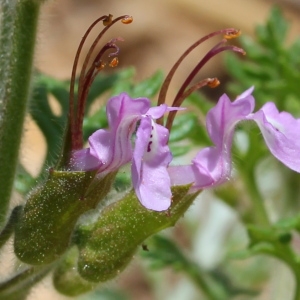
[
  {"x1": 0, "y1": 0, "x2": 41, "y2": 227},
  {"x1": 225, "y1": 7, "x2": 300, "y2": 114},
  {"x1": 83, "y1": 68, "x2": 164, "y2": 140},
  {"x1": 170, "y1": 92, "x2": 212, "y2": 146},
  {"x1": 223, "y1": 6, "x2": 300, "y2": 222},
  {"x1": 0, "y1": 206, "x2": 22, "y2": 248},
  {"x1": 14, "y1": 165, "x2": 36, "y2": 196},
  {"x1": 30, "y1": 72, "x2": 121, "y2": 170},
  {"x1": 222, "y1": 8, "x2": 300, "y2": 299},
  {"x1": 0, "y1": 265, "x2": 52, "y2": 300},
  {"x1": 109, "y1": 68, "x2": 164, "y2": 98},
  {"x1": 142, "y1": 235, "x2": 258, "y2": 299}
]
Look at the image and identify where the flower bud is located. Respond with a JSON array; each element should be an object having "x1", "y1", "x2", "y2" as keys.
[
  {"x1": 14, "y1": 169, "x2": 116, "y2": 265},
  {"x1": 53, "y1": 247, "x2": 97, "y2": 296},
  {"x1": 75, "y1": 185, "x2": 199, "y2": 282}
]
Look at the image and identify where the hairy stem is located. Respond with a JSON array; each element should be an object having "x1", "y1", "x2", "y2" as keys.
[
  {"x1": 0, "y1": 265, "x2": 52, "y2": 299},
  {"x1": 0, "y1": 0, "x2": 41, "y2": 226},
  {"x1": 186, "y1": 264, "x2": 228, "y2": 300},
  {"x1": 0, "y1": 205, "x2": 22, "y2": 248}
]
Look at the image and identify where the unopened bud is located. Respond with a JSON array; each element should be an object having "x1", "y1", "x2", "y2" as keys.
[
  {"x1": 75, "y1": 185, "x2": 199, "y2": 282},
  {"x1": 53, "y1": 247, "x2": 97, "y2": 296},
  {"x1": 14, "y1": 170, "x2": 116, "y2": 265}
]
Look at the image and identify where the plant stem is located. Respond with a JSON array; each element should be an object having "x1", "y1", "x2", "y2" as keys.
[
  {"x1": 186, "y1": 264, "x2": 228, "y2": 300},
  {"x1": 241, "y1": 167, "x2": 270, "y2": 227},
  {"x1": 0, "y1": 0, "x2": 41, "y2": 226},
  {"x1": 0, "y1": 265, "x2": 52, "y2": 299},
  {"x1": 0, "y1": 205, "x2": 22, "y2": 248}
]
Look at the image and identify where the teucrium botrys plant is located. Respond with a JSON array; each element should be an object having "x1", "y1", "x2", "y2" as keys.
[
  {"x1": 6, "y1": 12, "x2": 244, "y2": 296},
  {"x1": 0, "y1": 0, "x2": 41, "y2": 227},
  {"x1": 2, "y1": 4, "x2": 300, "y2": 300},
  {"x1": 14, "y1": 14, "x2": 132, "y2": 264}
]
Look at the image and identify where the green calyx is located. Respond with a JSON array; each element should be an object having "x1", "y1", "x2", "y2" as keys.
[
  {"x1": 14, "y1": 169, "x2": 116, "y2": 265},
  {"x1": 75, "y1": 185, "x2": 200, "y2": 282}
]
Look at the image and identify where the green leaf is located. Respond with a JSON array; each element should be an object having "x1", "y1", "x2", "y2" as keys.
[
  {"x1": 85, "y1": 73, "x2": 121, "y2": 111},
  {"x1": 169, "y1": 113, "x2": 199, "y2": 142},
  {"x1": 0, "y1": 0, "x2": 41, "y2": 228},
  {"x1": 30, "y1": 70, "x2": 126, "y2": 172},
  {"x1": 229, "y1": 243, "x2": 276, "y2": 260},
  {"x1": 141, "y1": 235, "x2": 190, "y2": 270},
  {"x1": 225, "y1": 6, "x2": 300, "y2": 113},
  {"x1": 143, "y1": 235, "x2": 257, "y2": 299},
  {"x1": 83, "y1": 106, "x2": 108, "y2": 141},
  {"x1": 110, "y1": 68, "x2": 136, "y2": 95},
  {"x1": 14, "y1": 165, "x2": 36, "y2": 196},
  {"x1": 256, "y1": 7, "x2": 288, "y2": 48},
  {"x1": 30, "y1": 74, "x2": 69, "y2": 169},
  {"x1": 0, "y1": 206, "x2": 22, "y2": 249},
  {"x1": 131, "y1": 70, "x2": 164, "y2": 98}
]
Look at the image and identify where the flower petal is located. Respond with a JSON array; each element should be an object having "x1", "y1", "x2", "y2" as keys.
[
  {"x1": 169, "y1": 88, "x2": 255, "y2": 189},
  {"x1": 249, "y1": 102, "x2": 300, "y2": 172},
  {"x1": 73, "y1": 93, "x2": 151, "y2": 173},
  {"x1": 206, "y1": 90, "x2": 255, "y2": 148},
  {"x1": 169, "y1": 147, "x2": 227, "y2": 190},
  {"x1": 146, "y1": 104, "x2": 185, "y2": 119},
  {"x1": 71, "y1": 148, "x2": 102, "y2": 171},
  {"x1": 132, "y1": 117, "x2": 172, "y2": 211}
]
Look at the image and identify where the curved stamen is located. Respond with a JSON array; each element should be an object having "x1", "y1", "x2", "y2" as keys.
[
  {"x1": 174, "y1": 43, "x2": 245, "y2": 108},
  {"x1": 69, "y1": 14, "x2": 132, "y2": 150},
  {"x1": 74, "y1": 42, "x2": 122, "y2": 143},
  {"x1": 77, "y1": 16, "x2": 129, "y2": 103},
  {"x1": 79, "y1": 41, "x2": 121, "y2": 102},
  {"x1": 69, "y1": 15, "x2": 109, "y2": 138},
  {"x1": 166, "y1": 44, "x2": 245, "y2": 131},
  {"x1": 157, "y1": 29, "x2": 240, "y2": 106},
  {"x1": 156, "y1": 28, "x2": 241, "y2": 126},
  {"x1": 181, "y1": 77, "x2": 220, "y2": 102}
]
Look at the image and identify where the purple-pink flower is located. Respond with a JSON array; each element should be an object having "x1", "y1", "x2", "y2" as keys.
[
  {"x1": 248, "y1": 102, "x2": 300, "y2": 173},
  {"x1": 72, "y1": 88, "x2": 300, "y2": 211},
  {"x1": 72, "y1": 92, "x2": 179, "y2": 211},
  {"x1": 132, "y1": 111, "x2": 173, "y2": 211},
  {"x1": 169, "y1": 87, "x2": 255, "y2": 191},
  {"x1": 72, "y1": 93, "x2": 150, "y2": 174}
]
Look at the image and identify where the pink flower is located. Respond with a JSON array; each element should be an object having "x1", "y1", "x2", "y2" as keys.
[
  {"x1": 248, "y1": 102, "x2": 300, "y2": 172},
  {"x1": 169, "y1": 87, "x2": 300, "y2": 194},
  {"x1": 73, "y1": 88, "x2": 300, "y2": 211},
  {"x1": 72, "y1": 93, "x2": 150, "y2": 174},
  {"x1": 72, "y1": 93, "x2": 176, "y2": 211}
]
